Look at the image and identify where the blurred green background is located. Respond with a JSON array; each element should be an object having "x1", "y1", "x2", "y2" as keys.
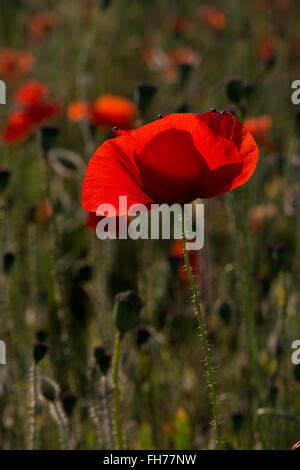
[{"x1": 0, "y1": 0, "x2": 299, "y2": 450}]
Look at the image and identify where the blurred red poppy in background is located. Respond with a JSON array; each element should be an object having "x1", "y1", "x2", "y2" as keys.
[
  {"x1": 14, "y1": 79, "x2": 50, "y2": 105},
  {"x1": 2, "y1": 80, "x2": 61, "y2": 144},
  {"x1": 258, "y1": 36, "x2": 276, "y2": 63},
  {"x1": 2, "y1": 110, "x2": 33, "y2": 144},
  {"x1": 0, "y1": 48, "x2": 34, "y2": 81},
  {"x1": 198, "y1": 5, "x2": 227, "y2": 31},
  {"x1": 28, "y1": 11, "x2": 58, "y2": 41},
  {"x1": 244, "y1": 115, "x2": 275, "y2": 152},
  {"x1": 91, "y1": 94, "x2": 137, "y2": 130},
  {"x1": 82, "y1": 111, "x2": 258, "y2": 215},
  {"x1": 170, "y1": 239, "x2": 199, "y2": 283},
  {"x1": 67, "y1": 95, "x2": 137, "y2": 130},
  {"x1": 67, "y1": 101, "x2": 91, "y2": 122}
]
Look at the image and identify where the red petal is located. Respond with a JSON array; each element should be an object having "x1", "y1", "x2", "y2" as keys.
[{"x1": 82, "y1": 139, "x2": 154, "y2": 215}]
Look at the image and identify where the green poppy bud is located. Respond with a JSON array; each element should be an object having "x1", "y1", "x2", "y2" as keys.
[
  {"x1": 38, "y1": 125, "x2": 59, "y2": 153},
  {"x1": 179, "y1": 63, "x2": 193, "y2": 86},
  {"x1": 113, "y1": 290, "x2": 144, "y2": 334},
  {"x1": 3, "y1": 251, "x2": 15, "y2": 275},
  {"x1": 216, "y1": 299, "x2": 233, "y2": 325},
  {"x1": 0, "y1": 169, "x2": 11, "y2": 193},
  {"x1": 134, "y1": 327, "x2": 151, "y2": 347},
  {"x1": 40, "y1": 376, "x2": 58, "y2": 402},
  {"x1": 135, "y1": 83, "x2": 157, "y2": 115},
  {"x1": 94, "y1": 346, "x2": 111, "y2": 375},
  {"x1": 225, "y1": 77, "x2": 247, "y2": 103},
  {"x1": 62, "y1": 392, "x2": 77, "y2": 417}
]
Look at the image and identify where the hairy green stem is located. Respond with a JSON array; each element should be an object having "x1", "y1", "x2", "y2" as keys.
[
  {"x1": 181, "y1": 208, "x2": 222, "y2": 450},
  {"x1": 112, "y1": 331, "x2": 125, "y2": 450}
]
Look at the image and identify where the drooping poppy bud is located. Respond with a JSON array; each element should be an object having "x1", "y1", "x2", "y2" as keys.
[
  {"x1": 0, "y1": 169, "x2": 11, "y2": 193},
  {"x1": 93, "y1": 346, "x2": 111, "y2": 375},
  {"x1": 3, "y1": 251, "x2": 15, "y2": 274},
  {"x1": 134, "y1": 83, "x2": 157, "y2": 115},
  {"x1": 216, "y1": 299, "x2": 233, "y2": 325},
  {"x1": 33, "y1": 342, "x2": 48, "y2": 363},
  {"x1": 113, "y1": 290, "x2": 144, "y2": 334},
  {"x1": 40, "y1": 376, "x2": 58, "y2": 401}
]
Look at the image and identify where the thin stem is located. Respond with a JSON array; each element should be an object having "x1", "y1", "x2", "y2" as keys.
[
  {"x1": 112, "y1": 331, "x2": 125, "y2": 450},
  {"x1": 181, "y1": 208, "x2": 222, "y2": 450},
  {"x1": 33, "y1": 362, "x2": 38, "y2": 450},
  {"x1": 53, "y1": 401, "x2": 68, "y2": 450}
]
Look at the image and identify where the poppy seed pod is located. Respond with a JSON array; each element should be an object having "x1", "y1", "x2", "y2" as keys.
[
  {"x1": 33, "y1": 342, "x2": 48, "y2": 363},
  {"x1": 94, "y1": 346, "x2": 111, "y2": 375},
  {"x1": 226, "y1": 77, "x2": 250, "y2": 104},
  {"x1": 3, "y1": 251, "x2": 15, "y2": 274},
  {"x1": 135, "y1": 83, "x2": 157, "y2": 115},
  {"x1": 179, "y1": 63, "x2": 193, "y2": 85},
  {"x1": 62, "y1": 392, "x2": 77, "y2": 417},
  {"x1": 0, "y1": 169, "x2": 11, "y2": 193},
  {"x1": 38, "y1": 125, "x2": 59, "y2": 153},
  {"x1": 40, "y1": 376, "x2": 58, "y2": 402},
  {"x1": 113, "y1": 290, "x2": 144, "y2": 334},
  {"x1": 216, "y1": 299, "x2": 233, "y2": 325},
  {"x1": 134, "y1": 327, "x2": 151, "y2": 347}
]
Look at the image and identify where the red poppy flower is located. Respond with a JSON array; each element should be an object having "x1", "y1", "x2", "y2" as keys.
[
  {"x1": 2, "y1": 109, "x2": 33, "y2": 144},
  {"x1": 2, "y1": 80, "x2": 61, "y2": 145},
  {"x1": 91, "y1": 94, "x2": 137, "y2": 130},
  {"x1": 14, "y1": 79, "x2": 50, "y2": 106},
  {"x1": 0, "y1": 48, "x2": 34, "y2": 81},
  {"x1": 28, "y1": 11, "x2": 58, "y2": 42},
  {"x1": 82, "y1": 111, "x2": 258, "y2": 215},
  {"x1": 29, "y1": 102, "x2": 61, "y2": 124}
]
